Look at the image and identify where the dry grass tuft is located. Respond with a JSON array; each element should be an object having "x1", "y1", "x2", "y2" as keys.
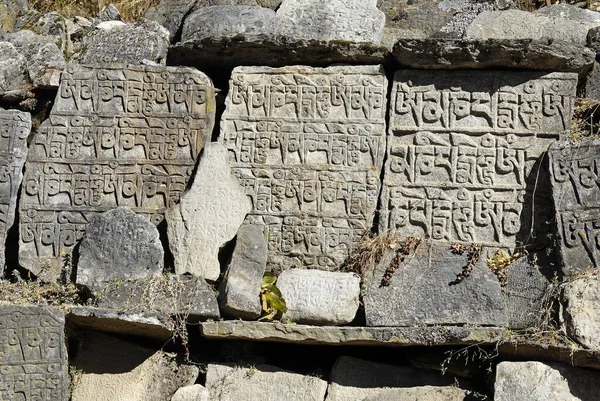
[
  {"x1": 29, "y1": 0, "x2": 159, "y2": 22},
  {"x1": 341, "y1": 231, "x2": 401, "y2": 285},
  {"x1": 0, "y1": 278, "x2": 83, "y2": 309},
  {"x1": 570, "y1": 97, "x2": 600, "y2": 141}
]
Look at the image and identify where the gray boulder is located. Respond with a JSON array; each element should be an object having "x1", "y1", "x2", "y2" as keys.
[
  {"x1": 0, "y1": 42, "x2": 29, "y2": 93},
  {"x1": 77, "y1": 207, "x2": 164, "y2": 290},
  {"x1": 144, "y1": 0, "x2": 198, "y2": 41},
  {"x1": 14, "y1": 11, "x2": 70, "y2": 55},
  {"x1": 277, "y1": 269, "x2": 360, "y2": 325},
  {"x1": 561, "y1": 275, "x2": 600, "y2": 350},
  {"x1": 495, "y1": 361, "x2": 600, "y2": 401},
  {"x1": 95, "y1": 4, "x2": 123, "y2": 24},
  {"x1": 94, "y1": 274, "x2": 220, "y2": 322},
  {"x1": 219, "y1": 224, "x2": 267, "y2": 320},
  {"x1": 0, "y1": 0, "x2": 27, "y2": 32},
  {"x1": 77, "y1": 19, "x2": 169, "y2": 65},
  {"x1": 171, "y1": 385, "x2": 210, "y2": 401}
]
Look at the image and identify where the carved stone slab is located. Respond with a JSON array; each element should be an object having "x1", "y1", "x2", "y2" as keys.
[
  {"x1": 549, "y1": 139, "x2": 600, "y2": 274},
  {"x1": 221, "y1": 65, "x2": 387, "y2": 273},
  {"x1": 0, "y1": 306, "x2": 68, "y2": 401},
  {"x1": 19, "y1": 64, "x2": 216, "y2": 281},
  {"x1": 277, "y1": 269, "x2": 360, "y2": 325},
  {"x1": 0, "y1": 109, "x2": 30, "y2": 271},
  {"x1": 381, "y1": 71, "x2": 577, "y2": 248},
  {"x1": 77, "y1": 207, "x2": 164, "y2": 289}
]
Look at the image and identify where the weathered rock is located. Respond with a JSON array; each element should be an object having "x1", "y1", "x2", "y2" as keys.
[
  {"x1": 277, "y1": 0, "x2": 385, "y2": 44},
  {"x1": 182, "y1": 6, "x2": 279, "y2": 40},
  {"x1": 14, "y1": 11, "x2": 70, "y2": 55},
  {"x1": 362, "y1": 387, "x2": 469, "y2": 401},
  {"x1": 77, "y1": 207, "x2": 163, "y2": 289},
  {"x1": 561, "y1": 275, "x2": 600, "y2": 349},
  {"x1": 585, "y1": 61, "x2": 600, "y2": 100},
  {"x1": 0, "y1": 42, "x2": 29, "y2": 93},
  {"x1": 549, "y1": 139, "x2": 600, "y2": 274},
  {"x1": 277, "y1": 269, "x2": 360, "y2": 325},
  {"x1": 0, "y1": 306, "x2": 68, "y2": 401},
  {"x1": 437, "y1": 0, "x2": 496, "y2": 38},
  {"x1": 78, "y1": 19, "x2": 170, "y2": 65},
  {"x1": 19, "y1": 64, "x2": 215, "y2": 281},
  {"x1": 0, "y1": 109, "x2": 30, "y2": 271},
  {"x1": 392, "y1": 38, "x2": 594, "y2": 75},
  {"x1": 167, "y1": 142, "x2": 251, "y2": 281},
  {"x1": 495, "y1": 361, "x2": 600, "y2": 401},
  {"x1": 325, "y1": 356, "x2": 454, "y2": 401},
  {"x1": 221, "y1": 65, "x2": 387, "y2": 273},
  {"x1": 172, "y1": 385, "x2": 210, "y2": 401},
  {"x1": 364, "y1": 243, "x2": 509, "y2": 327},
  {"x1": 71, "y1": 331, "x2": 198, "y2": 401},
  {"x1": 169, "y1": 35, "x2": 387, "y2": 72},
  {"x1": 206, "y1": 363, "x2": 327, "y2": 401},
  {"x1": 0, "y1": 0, "x2": 28, "y2": 32},
  {"x1": 219, "y1": 224, "x2": 267, "y2": 319},
  {"x1": 144, "y1": 0, "x2": 198, "y2": 41},
  {"x1": 67, "y1": 307, "x2": 175, "y2": 342},
  {"x1": 380, "y1": 70, "x2": 576, "y2": 247},
  {"x1": 465, "y1": 8, "x2": 600, "y2": 45},
  {"x1": 587, "y1": 26, "x2": 600, "y2": 54},
  {"x1": 535, "y1": 3, "x2": 600, "y2": 24},
  {"x1": 95, "y1": 274, "x2": 220, "y2": 321},
  {"x1": 4, "y1": 30, "x2": 67, "y2": 88},
  {"x1": 96, "y1": 4, "x2": 122, "y2": 23}
]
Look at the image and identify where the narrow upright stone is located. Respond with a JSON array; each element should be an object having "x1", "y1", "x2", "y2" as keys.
[
  {"x1": 19, "y1": 64, "x2": 215, "y2": 281},
  {"x1": 221, "y1": 65, "x2": 387, "y2": 273},
  {"x1": 549, "y1": 139, "x2": 600, "y2": 274},
  {"x1": 76, "y1": 207, "x2": 164, "y2": 289},
  {"x1": 167, "y1": 142, "x2": 251, "y2": 281},
  {"x1": 0, "y1": 109, "x2": 29, "y2": 271},
  {"x1": 219, "y1": 224, "x2": 267, "y2": 319},
  {"x1": 0, "y1": 306, "x2": 68, "y2": 401},
  {"x1": 277, "y1": 269, "x2": 360, "y2": 325}
]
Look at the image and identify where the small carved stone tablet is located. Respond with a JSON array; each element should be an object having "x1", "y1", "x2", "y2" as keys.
[
  {"x1": 0, "y1": 306, "x2": 68, "y2": 401},
  {"x1": 549, "y1": 139, "x2": 600, "y2": 275},
  {"x1": 221, "y1": 65, "x2": 388, "y2": 273},
  {"x1": 19, "y1": 64, "x2": 216, "y2": 281},
  {"x1": 0, "y1": 108, "x2": 30, "y2": 271}
]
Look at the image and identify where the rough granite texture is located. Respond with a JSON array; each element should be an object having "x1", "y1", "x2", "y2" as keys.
[
  {"x1": 561, "y1": 275, "x2": 600, "y2": 350},
  {"x1": 277, "y1": 269, "x2": 360, "y2": 325},
  {"x1": 167, "y1": 142, "x2": 251, "y2": 281},
  {"x1": 77, "y1": 207, "x2": 164, "y2": 289},
  {"x1": 171, "y1": 385, "x2": 211, "y2": 401}
]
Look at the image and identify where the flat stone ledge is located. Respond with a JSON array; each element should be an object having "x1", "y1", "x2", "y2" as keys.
[
  {"x1": 200, "y1": 321, "x2": 600, "y2": 369},
  {"x1": 392, "y1": 38, "x2": 595, "y2": 75},
  {"x1": 67, "y1": 307, "x2": 174, "y2": 342},
  {"x1": 168, "y1": 35, "x2": 388, "y2": 72}
]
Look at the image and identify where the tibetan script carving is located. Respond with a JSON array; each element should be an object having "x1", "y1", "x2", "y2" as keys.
[
  {"x1": 0, "y1": 306, "x2": 68, "y2": 401},
  {"x1": 0, "y1": 109, "x2": 30, "y2": 271},
  {"x1": 221, "y1": 65, "x2": 387, "y2": 272},
  {"x1": 549, "y1": 139, "x2": 600, "y2": 274},
  {"x1": 19, "y1": 64, "x2": 216, "y2": 280},
  {"x1": 381, "y1": 71, "x2": 577, "y2": 248}
]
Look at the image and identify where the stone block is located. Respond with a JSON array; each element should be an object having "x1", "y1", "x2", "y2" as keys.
[
  {"x1": 71, "y1": 331, "x2": 198, "y2": 401},
  {"x1": 465, "y1": 8, "x2": 600, "y2": 46},
  {"x1": 277, "y1": 269, "x2": 360, "y2": 325},
  {"x1": 94, "y1": 274, "x2": 220, "y2": 321},
  {"x1": 219, "y1": 224, "x2": 267, "y2": 319},
  {"x1": 144, "y1": 0, "x2": 198, "y2": 41},
  {"x1": 392, "y1": 38, "x2": 594, "y2": 75},
  {"x1": 549, "y1": 139, "x2": 600, "y2": 274},
  {"x1": 325, "y1": 356, "x2": 454, "y2": 401},
  {"x1": 205, "y1": 363, "x2": 327, "y2": 401},
  {"x1": 167, "y1": 142, "x2": 251, "y2": 281},
  {"x1": 362, "y1": 387, "x2": 469, "y2": 400},
  {"x1": 495, "y1": 361, "x2": 600, "y2": 401},
  {"x1": 77, "y1": 207, "x2": 164, "y2": 289},
  {"x1": 0, "y1": 306, "x2": 68, "y2": 401},
  {"x1": 561, "y1": 275, "x2": 600, "y2": 350},
  {"x1": 171, "y1": 385, "x2": 210, "y2": 401},
  {"x1": 221, "y1": 65, "x2": 387, "y2": 273},
  {"x1": 0, "y1": 42, "x2": 30, "y2": 93},
  {"x1": 364, "y1": 242, "x2": 509, "y2": 327},
  {"x1": 77, "y1": 20, "x2": 169, "y2": 65},
  {"x1": 19, "y1": 64, "x2": 215, "y2": 281},
  {"x1": 0, "y1": 108, "x2": 29, "y2": 271}
]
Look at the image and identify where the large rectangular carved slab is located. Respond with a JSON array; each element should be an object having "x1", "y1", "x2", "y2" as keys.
[
  {"x1": 0, "y1": 306, "x2": 68, "y2": 401},
  {"x1": 19, "y1": 65, "x2": 216, "y2": 280},
  {"x1": 549, "y1": 139, "x2": 600, "y2": 275},
  {"x1": 221, "y1": 65, "x2": 387, "y2": 272},
  {"x1": 0, "y1": 109, "x2": 30, "y2": 271},
  {"x1": 381, "y1": 71, "x2": 577, "y2": 248}
]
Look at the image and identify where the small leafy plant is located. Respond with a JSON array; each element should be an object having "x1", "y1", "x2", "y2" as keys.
[{"x1": 259, "y1": 272, "x2": 287, "y2": 321}]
